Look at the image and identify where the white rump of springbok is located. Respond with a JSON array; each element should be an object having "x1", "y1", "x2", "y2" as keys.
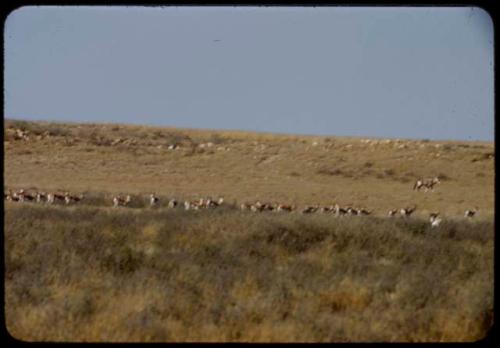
[
  {"x1": 429, "y1": 213, "x2": 442, "y2": 227},
  {"x1": 464, "y1": 209, "x2": 477, "y2": 218},
  {"x1": 150, "y1": 193, "x2": 160, "y2": 207}
]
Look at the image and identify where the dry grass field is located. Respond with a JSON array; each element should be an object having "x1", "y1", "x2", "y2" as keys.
[{"x1": 3, "y1": 119, "x2": 495, "y2": 342}]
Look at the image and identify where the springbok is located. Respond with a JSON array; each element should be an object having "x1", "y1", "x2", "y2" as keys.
[
  {"x1": 65, "y1": 192, "x2": 84, "y2": 205},
  {"x1": 184, "y1": 200, "x2": 200, "y2": 211},
  {"x1": 277, "y1": 204, "x2": 294, "y2": 212},
  {"x1": 464, "y1": 209, "x2": 477, "y2": 218},
  {"x1": 49, "y1": 192, "x2": 67, "y2": 204},
  {"x1": 240, "y1": 202, "x2": 252, "y2": 211},
  {"x1": 301, "y1": 205, "x2": 318, "y2": 214},
  {"x1": 346, "y1": 207, "x2": 359, "y2": 216},
  {"x1": 319, "y1": 205, "x2": 335, "y2": 213},
  {"x1": 47, "y1": 193, "x2": 54, "y2": 204},
  {"x1": 18, "y1": 189, "x2": 35, "y2": 202},
  {"x1": 413, "y1": 177, "x2": 440, "y2": 192},
  {"x1": 150, "y1": 193, "x2": 160, "y2": 207},
  {"x1": 334, "y1": 204, "x2": 348, "y2": 216},
  {"x1": 388, "y1": 209, "x2": 398, "y2": 217},
  {"x1": 250, "y1": 201, "x2": 263, "y2": 212},
  {"x1": 429, "y1": 212, "x2": 442, "y2": 227},
  {"x1": 36, "y1": 192, "x2": 48, "y2": 203},
  {"x1": 261, "y1": 203, "x2": 275, "y2": 212},
  {"x1": 113, "y1": 194, "x2": 131, "y2": 207},
  {"x1": 400, "y1": 205, "x2": 417, "y2": 217},
  {"x1": 358, "y1": 208, "x2": 372, "y2": 215},
  {"x1": 207, "y1": 197, "x2": 224, "y2": 208},
  {"x1": 168, "y1": 199, "x2": 178, "y2": 209},
  {"x1": 5, "y1": 189, "x2": 17, "y2": 201}
]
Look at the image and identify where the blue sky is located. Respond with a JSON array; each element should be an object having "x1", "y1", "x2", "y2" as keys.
[{"x1": 4, "y1": 6, "x2": 494, "y2": 141}]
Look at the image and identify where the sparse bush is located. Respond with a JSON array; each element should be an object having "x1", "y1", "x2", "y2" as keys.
[
  {"x1": 209, "y1": 133, "x2": 226, "y2": 145},
  {"x1": 46, "y1": 125, "x2": 70, "y2": 137},
  {"x1": 4, "y1": 205, "x2": 493, "y2": 342}
]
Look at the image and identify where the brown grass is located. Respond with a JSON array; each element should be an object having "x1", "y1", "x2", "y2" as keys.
[
  {"x1": 3, "y1": 119, "x2": 495, "y2": 342},
  {"x1": 4, "y1": 203, "x2": 493, "y2": 342},
  {"x1": 4, "y1": 119, "x2": 494, "y2": 219}
]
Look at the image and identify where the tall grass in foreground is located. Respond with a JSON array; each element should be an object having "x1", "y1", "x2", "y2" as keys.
[{"x1": 4, "y1": 203, "x2": 494, "y2": 342}]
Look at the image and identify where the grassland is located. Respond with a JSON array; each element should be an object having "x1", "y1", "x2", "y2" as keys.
[{"x1": 3, "y1": 119, "x2": 495, "y2": 342}]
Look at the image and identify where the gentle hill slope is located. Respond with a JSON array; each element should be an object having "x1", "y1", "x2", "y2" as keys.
[{"x1": 4, "y1": 119, "x2": 494, "y2": 218}]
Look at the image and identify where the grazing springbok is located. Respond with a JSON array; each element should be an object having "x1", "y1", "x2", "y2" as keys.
[
  {"x1": 168, "y1": 199, "x2": 178, "y2": 209},
  {"x1": 400, "y1": 205, "x2": 417, "y2": 217},
  {"x1": 113, "y1": 194, "x2": 131, "y2": 208},
  {"x1": 301, "y1": 205, "x2": 319, "y2": 214},
  {"x1": 319, "y1": 205, "x2": 335, "y2": 213},
  {"x1": 388, "y1": 209, "x2": 398, "y2": 217},
  {"x1": 413, "y1": 177, "x2": 441, "y2": 192},
  {"x1": 5, "y1": 189, "x2": 18, "y2": 202},
  {"x1": 250, "y1": 201, "x2": 263, "y2": 212},
  {"x1": 184, "y1": 200, "x2": 200, "y2": 211},
  {"x1": 240, "y1": 202, "x2": 252, "y2": 211},
  {"x1": 464, "y1": 209, "x2": 477, "y2": 218},
  {"x1": 5, "y1": 189, "x2": 13, "y2": 201},
  {"x1": 346, "y1": 207, "x2": 359, "y2": 216},
  {"x1": 261, "y1": 203, "x2": 275, "y2": 212},
  {"x1": 36, "y1": 192, "x2": 48, "y2": 203},
  {"x1": 334, "y1": 204, "x2": 348, "y2": 216},
  {"x1": 18, "y1": 189, "x2": 35, "y2": 202},
  {"x1": 358, "y1": 208, "x2": 372, "y2": 215},
  {"x1": 48, "y1": 192, "x2": 66, "y2": 204},
  {"x1": 150, "y1": 193, "x2": 160, "y2": 207},
  {"x1": 65, "y1": 192, "x2": 84, "y2": 205},
  {"x1": 429, "y1": 212, "x2": 442, "y2": 227},
  {"x1": 207, "y1": 197, "x2": 224, "y2": 208},
  {"x1": 277, "y1": 203, "x2": 294, "y2": 212}
]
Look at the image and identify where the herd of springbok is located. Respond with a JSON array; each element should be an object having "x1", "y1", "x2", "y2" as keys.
[{"x1": 4, "y1": 176, "x2": 478, "y2": 227}]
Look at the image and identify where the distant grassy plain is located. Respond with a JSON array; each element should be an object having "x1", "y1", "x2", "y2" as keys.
[{"x1": 4, "y1": 119, "x2": 495, "y2": 342}]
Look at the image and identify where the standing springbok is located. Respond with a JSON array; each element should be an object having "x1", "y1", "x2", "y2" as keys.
[
  {"x1": 346, "y1": 207, "x2": 359, "y2": 216},
  {"x1": 388, "y1": 209, "x2": 398, "y2": 217},
  {"x1": 464, "y1": 209, "x2": 478, "y2": 218},
  {"x1": 48, "y1": 192, "x2": 66, "y2": 204},
  {"x1": 429, "y1": 212, "x2": 442, "y2": 227},
  {"x1": 413, "y1": 177, "x2": 441, "y2": 192},
  {"x1": 36, "y1": 192, "x2": 48, "y2": 203},
  {"x1": 277, "y1": 203, "x2": 294, "y2": 212},
  {"x1": 149, "y1": 193, "x2": 160, "y2": 207},
  {"x1": 168, "y1": 199, "x2": 178, "y2": 209},
  {"x1": 301, "y1": 205, "x2": 319, "y2": 214},
  {"x1": 184, "y1": 200, "x2": 200, "y2": 211},
  {"x1": 5, "y1": 189, "x2": 19, "y2": 202},
  {"x1": 113, "y1": 194, "x2": 131, "y2": 207},
  {"x1": 18, "y1": 189, "x2": 35, "y2": 202},
  {"x1": 65, "y1": 192, "x2": 84, "y2": 205},
  {"x1": 358, "y1": 208, "x2": 372, "y2": 215},
  {"x1": 319, "y1": 205, "x2": 335, "y2": 213},
  {"x1": 250, "y1": 201, "x2": 263, "y2": 212},
  {"x1": 240, "y1": 202, "x2": 252, "y2": 211},
  {"x1": 207, "y1": 197, "x2": 224, "y2": 208},
  {"x1": 334, "y1": 204, "x2": 348, "y2": 216},
  {"x1": 400, "y1": 205, "x2": 417, "y2": 217}
]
